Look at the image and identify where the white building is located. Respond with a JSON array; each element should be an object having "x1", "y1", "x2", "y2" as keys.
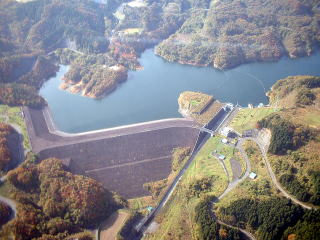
[
  {"x1": 220, "y1": 127, "x2": 232, "y2": 137},
  {"x1": 249, "y1": 172, "x2": 257, "y2": 179}
]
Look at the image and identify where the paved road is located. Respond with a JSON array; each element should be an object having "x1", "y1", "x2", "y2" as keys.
[
  {"x1": 244, "y1": 135, "x2": 313, "y2": 210},
  {"x1": 216, "y1": 138, "x2": 257, "y2": 240},
  {"x1": 218, "y1": 138, "x2": 251, "y2": 200}
]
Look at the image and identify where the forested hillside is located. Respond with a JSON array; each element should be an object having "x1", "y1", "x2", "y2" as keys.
[
  {"x1": 2, "y1": 0, "x2": 319, "y2": 101},
  {"x1": 0, "y1": 0, "x2": 119, "y2": 101},
  {"x1": 0, "y1": 157, "x2": 126, "y2": 240},
  {"x1": 156, "y1": 0, "x2": 320, "y2": 69},
  {"x1": 254, "y1": 75, "x2": 320, "y2": 207},
  {"x1": 0, "y1": 123, "x2": 15, "y2": 174}
]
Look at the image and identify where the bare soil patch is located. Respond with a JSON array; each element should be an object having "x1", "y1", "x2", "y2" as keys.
[{"x1": 100, "y1": 211, "x2": 129, "y2": 240}]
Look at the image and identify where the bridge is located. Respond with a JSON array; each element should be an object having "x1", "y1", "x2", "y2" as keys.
[{"x1": 198, "y1": 127, "x2": 214, "y2": 136}]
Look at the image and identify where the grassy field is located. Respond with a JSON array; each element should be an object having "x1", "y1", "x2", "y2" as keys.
[
  {"x1": 0, "y1": 105, "x2": 30, "y2": 151},
  {"x1": 268, "y1": 139, "x2": 320, "y2": 196},
  {"x1": 216, "y1": 140, "x2": 278, "y2": 209},
  {"x1": 0, "y1": 181, "x2": 14, "y2": 198},
  {"x1": 304, "y1": 111, "x2": 320, "y2": 128},
  {"x1": 229, "y1": 107, "x2": 278, "y2": 134},
  {"x1": 128, "y1": 196, "x2": 154, "y2": 214},
  {"x1": 279, "y1": 106, "x2": 320, "y2": 130},
  {"x1": 145, "y1": 136, "x2": 234, "y2": 240},
  {"x1": 186, "y1": 135, "x2": 241, "y2": 183}
]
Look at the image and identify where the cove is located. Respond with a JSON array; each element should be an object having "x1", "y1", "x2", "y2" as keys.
[{"x1": 40, "y1": 49, "x2": 320, "y2": 133}]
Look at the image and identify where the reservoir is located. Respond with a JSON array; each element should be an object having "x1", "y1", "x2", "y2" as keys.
[{"x1": 40, "y1": 49, "x2": 320, "y2": 133}]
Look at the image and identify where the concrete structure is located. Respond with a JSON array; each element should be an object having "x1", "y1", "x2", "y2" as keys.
[
  {"x1": 135, "y1": 105, "x2": 239, "y2": 234},
  {"x1": 221, "y1": 126, "x2": 233, "y2": 137},
  {"x1": 23, "y1": 107, "x2": 201, "y2": 198}
]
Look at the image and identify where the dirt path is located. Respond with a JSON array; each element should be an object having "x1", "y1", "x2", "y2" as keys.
[
  {"x1": 100, "y1": 211, "x2": 129, "y2": 240},
  {"x1": 217, "y1": 220, "x2": 256, "y2": 240}
]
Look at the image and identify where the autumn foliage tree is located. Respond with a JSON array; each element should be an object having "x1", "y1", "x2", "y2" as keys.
[
  {"x1": 0, "y1": 83, "x2": 46, "y2": 108},
  {"x1": 2, "y1": 158, "x2": 125, "y2": 240},
  {"x1": 0, "y1": 201, "x2": 12, "y2": 227},
  {"x1": 0, "y1": 123, "x2": 14, "y2": 172}
]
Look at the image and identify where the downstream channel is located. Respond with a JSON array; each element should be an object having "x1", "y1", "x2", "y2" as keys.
[{"x1": 40, "y1": 49, "x2": 320, "y2": 133}]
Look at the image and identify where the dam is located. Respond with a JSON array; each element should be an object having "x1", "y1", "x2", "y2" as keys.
[{"x1": 23, "y1": 107, "x2": 201, "y2": 198}]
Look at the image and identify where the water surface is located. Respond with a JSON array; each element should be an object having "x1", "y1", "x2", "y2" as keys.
[{"x1": 40, "y1": 49, "x2": 320, "y2": 133}]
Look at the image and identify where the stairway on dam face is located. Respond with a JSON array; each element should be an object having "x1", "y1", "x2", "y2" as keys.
[{"x1": 23, "y1": 107, "x2": 200, "y2": 198}]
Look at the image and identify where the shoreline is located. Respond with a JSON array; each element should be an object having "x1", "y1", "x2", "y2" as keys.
[{"x1": 42, "y1": 105, "x2": 199, "y2": 137}]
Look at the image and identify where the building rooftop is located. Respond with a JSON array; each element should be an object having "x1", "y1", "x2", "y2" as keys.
[
  {"x1": 221, "y1": 127, "x2": 232, "y2": 137},
  {"x1": 249, "y1": 172, "x2": 257, "y2": 179}
]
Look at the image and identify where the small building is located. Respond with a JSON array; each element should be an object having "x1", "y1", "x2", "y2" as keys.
[
  {"x1": 221, "y1": 127, "x2": 233, "y2": 137},
  {"x1": 218, "y1": 154, "x2": 226, "y2": 160},
  {"x1": 147, "y1": 206, "x2": 154, "y2": 212},
  {"x1": 249, "y1": 172, "x2": 257, "y2": 179},
  {"x1": 223, "y1": 103, "x2": 234, "y2": 111},
  {"x1": 221, "y1": 138, "x2": 228, "y2": 144}
]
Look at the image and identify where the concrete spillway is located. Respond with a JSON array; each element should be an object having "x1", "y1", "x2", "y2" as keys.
[{"x1": 23, "y1": 107, "x2": 200, "y2": 198}]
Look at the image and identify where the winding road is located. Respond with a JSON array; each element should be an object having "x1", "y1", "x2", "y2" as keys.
[
  {"x1": 215, "y1": 128, "x2": 314, "y2": 239},
  {"x1": 216, "y1": 138, "x2": 257, "y2": 240},
  {"x1": 218, "y1": 138, "x2": 252, "y2": 200},
  {"x1": 244, "y1": 133, "x2": 313, "y2": 210}
]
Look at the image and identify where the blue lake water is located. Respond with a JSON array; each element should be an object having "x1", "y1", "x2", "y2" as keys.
[{"x1": 40, "y1": 49, "x2": 320, "y2": 133}]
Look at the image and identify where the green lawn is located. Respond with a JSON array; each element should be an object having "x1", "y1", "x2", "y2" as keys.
[
  {"x1": 216, "y1": 140, "x2": 278, "y2": 209},
  {"x1": 0, "y1": 181, "x2": 13, "y2": 198},
  {"x1": 304, "y1": 111, "x2": 320, "y2": 128},
  {"x1": 229, "y1": 107, "x2": 278, "y2": 134},
  {"x1": 0, "y1": 105, "x2": 30, "y2": 151},
  {"x1": 189, "y1": 99, "x2": 201, "y2": 106},
  {"x1": 184, "y1": 136, "x2": 231, "y2": 188}
]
